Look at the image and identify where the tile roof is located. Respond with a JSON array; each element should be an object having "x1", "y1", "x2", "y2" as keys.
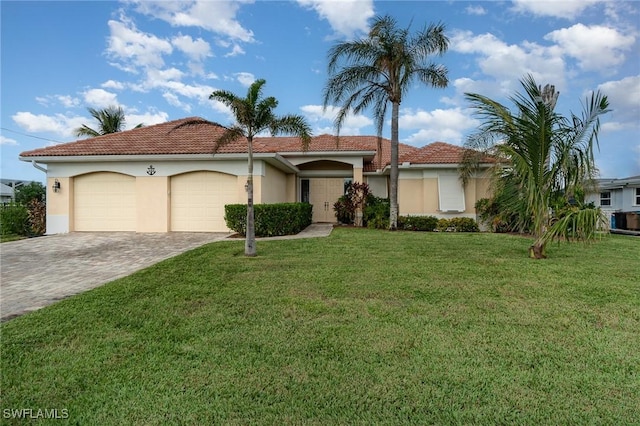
[{"x1": 20, "y1": 117, "x2": 487, "y2": 169}]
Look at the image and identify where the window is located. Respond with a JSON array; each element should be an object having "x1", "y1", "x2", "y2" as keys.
[
  {"x1": 600, "y1": 191, "x2": 611, "y2": 206},
  {"x1": 300, "y1": 179, "x2": 310, "y2": 203},
  {"x1": 343, "y1": 178, "x2": 353, "y2": 194},
  {"x1": 438, "y1": 174, "x2": 465, "y2": 212},
  {"x1": 635, "y1": 188, "x2": 640, "y2": 206}
]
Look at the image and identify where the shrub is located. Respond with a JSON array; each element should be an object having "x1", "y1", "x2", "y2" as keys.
[
  {"x1": 14, "y1": 182, "x2": 45, "y2": 205},
  {"x1": 334, "y1": 196, "x2": 353, "y2": 224},
  {"x1": 364, "y1": 195, "x2": 389, "y2": 229},
  {"x1": 333, "y1": 182, "x2": 370, "y2": 225},
  {"x1": 0, "y1": 203, "x2": 29, "y2": 236},
  {"x1": 436, "y1": 217, "x2": 479, "y2": 232},
  {"x1": 28, "y1": 199, "x2": 46, "y2": 236},
  {"x1": 225, "y1": 203, "x2": 313, "y2": 237},
  {"x1": 398, "y1": 215, "x2": 439, "y2": 231}
]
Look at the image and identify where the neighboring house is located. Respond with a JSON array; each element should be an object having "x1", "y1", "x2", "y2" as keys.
[
  {"x1": 587, "y1": 175, "x2": 640, "y2": 230},
  {"x1": 0, "y1": 179, "x2": 40, "y2": 203},
  {"x1": 1, "y1": 182, "x2": 14, "y2": 203},
  {"x1": 19, "y1": 117, "x2": 494, "y2": 234}
]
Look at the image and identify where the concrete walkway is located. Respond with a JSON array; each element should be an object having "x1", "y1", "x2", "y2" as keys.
[{"x1": 0, "y1": 224, "x2": 333, "y2": 322}]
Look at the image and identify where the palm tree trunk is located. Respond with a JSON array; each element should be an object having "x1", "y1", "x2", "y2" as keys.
[
  {"x1": 245, "y1": 138, "x2": 257, "y2": 257},
  {"x1": 389, "y1": 101, "x2": 400, "y2": 230}
]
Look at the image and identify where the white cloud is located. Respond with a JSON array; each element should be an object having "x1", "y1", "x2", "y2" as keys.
[
  {"x1": 301, "y1": 104, "x2": 373, "y2": 134},
  {"x1": 83, "y1": 89, "x2": 118, "y2": 108},
  {"x1": 172, "y1": 34, "x2": 212, "y2": 61},
  {"x1": 451, "y1": 30, "x2": 567, "y2": 91},
  {"x1": 163, "y1": 92, "x2": 192, "y2": 112},
  {"x1": 102, "y1": 80, "x2": 125, "y2": 90},
  {"x1": 125, "y1": 111, "x2": 169, "y2": 129},
  {"x1": 545, "y1": 24, "x2": 636, "y2": 73},
  {"x1": 1, "y1": 135, "x2": 18, "y2": 146},
  {"x1": 511, "y1": 0, "x2": 602, "y2": 19},
  {"x1": 596, "y1": 75, "x2": 640, "y2": 131},
  {"x1": 106, "y1": 17, "x2": 173, "y2": 72},
  {"x1": 56, "y1": 95, "x2": 80, "y2": 108},
  {"x1": 12, "y1": 112, "x2": 85, "y2": 138},
  {"x1": 465, "y1": 5, "x2": 486, "y2": 16},
  {"x1": 224, "y1": 44, "x2": 245, "y2": 57},
  {"x1": 128, "y1": 0, "x2": 255, "y2": 42},
  {"x1": 235, "y1": 72, "x2": 255, "y2": 87},
  {"x1": 35, "y1": 95, "x2": 80, "y2": 108},
  {"x1": 296, "y1": 0, "x2": 373, "y2": 38},
  {"x1": 400, "y1": 108, "x2": 479, "y2": 145}
]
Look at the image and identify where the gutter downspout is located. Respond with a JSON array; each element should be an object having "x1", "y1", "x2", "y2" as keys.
[{"x1": 31, "y1": 160, "x2": 47, "y2": 173}]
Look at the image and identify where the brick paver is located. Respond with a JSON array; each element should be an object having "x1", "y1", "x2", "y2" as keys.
[{"x1": 0, "y1": 232, "x2": 230, "y2": 321}]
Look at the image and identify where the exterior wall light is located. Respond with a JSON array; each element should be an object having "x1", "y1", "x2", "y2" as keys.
[{"x1": 52, "y1": 179, "x2": 61, "y2": 193}]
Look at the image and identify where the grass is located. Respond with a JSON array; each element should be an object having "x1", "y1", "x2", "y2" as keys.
[
  {"x1": 0, "y1": 234, "x2": 26, "y2": 243},
  {"x1": 1, "y1": 229, "x2": 638, "y2": 424}
]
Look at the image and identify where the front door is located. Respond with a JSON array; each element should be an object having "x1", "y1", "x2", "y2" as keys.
[{"x1": 305, "y1": 178, "x2": 346, "y2": 222}]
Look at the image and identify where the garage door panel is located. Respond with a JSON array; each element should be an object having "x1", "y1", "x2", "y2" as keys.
[
  {"x1": 171, "y1": 171, "x2": 237, "y2": 232},
  {"x1": 74, "y1": 172, "x2": 136, "y2": 231}
]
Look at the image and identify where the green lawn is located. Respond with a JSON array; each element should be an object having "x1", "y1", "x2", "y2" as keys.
[{"x1": 1, "y1": 229, "x2": 638, "y2": 424}]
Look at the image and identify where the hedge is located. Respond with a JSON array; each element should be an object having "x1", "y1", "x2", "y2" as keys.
[
  {"x1": 398, "y1": 215, "x2": 479, "y2": 232},
  {"x1": 225, "y1": 203, "x2": 313, "y2": 237}
]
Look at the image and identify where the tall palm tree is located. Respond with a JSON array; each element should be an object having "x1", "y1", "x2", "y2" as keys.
[
  {"x1": 74, "y1": 106, "x2": 142, "y2": 138},
  {"x1": 323, "y1": 14, "x2": 449, "y2": 230},
  {"x1": 177, "y1": 79, "x2": 312, "y2": 257},
  {"x1": 463, "y1": 74, "x2": 610, "y2": 258}
]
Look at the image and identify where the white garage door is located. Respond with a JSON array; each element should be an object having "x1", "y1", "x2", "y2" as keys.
[
  {"x1": 171, "y1": 171, "x2": 238, "y2": 232},
  {"x1": 74, "y1": 172, "x2": 136, "y2": 231}
]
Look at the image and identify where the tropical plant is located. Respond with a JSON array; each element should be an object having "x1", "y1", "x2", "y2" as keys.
[
  {"x1": 175, "y1": 79, "x2": 312, "y2": 256},
  {"x1": 323, "y1": 14, "x2": 449, "y2": 230},
  {"x1": 14, "y1": 182, "x2": 45, "y2": 205},
  {"x1": 74, "y1": 106, "x2": 142, "y2": 138},
  {"x1": 462, "y1": 74, "x2": 610, "y2": 258}
]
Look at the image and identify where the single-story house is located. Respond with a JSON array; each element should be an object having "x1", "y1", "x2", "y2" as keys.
[
  {"x1": 1, "y1": 182, "x2": 15, "y2": 203},
  {"x1": 19, "y1": 117, "x2": 494, "y2": 234},
  {"x1": 586, "y1": 175, "x2": 640, "y2": 230}
]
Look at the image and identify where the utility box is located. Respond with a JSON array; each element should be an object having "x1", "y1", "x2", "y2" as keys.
[{"x1": 626, "y1": 212, "x2": 640, "y2": 231}]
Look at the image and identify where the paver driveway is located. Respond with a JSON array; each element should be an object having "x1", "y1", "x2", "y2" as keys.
[{"x1": 0, "y1": 232, "x2": 230, "y2": 321}]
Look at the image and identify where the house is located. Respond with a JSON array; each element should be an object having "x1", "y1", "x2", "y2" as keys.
[
  {"x1": 19, "y1": 117, "x2": 494, "y2": 234},
  {"x1": 1, "y1": 182, "x2": 14, "y2": 203},
  {"x1": 587, "y1": 175, "x2": 640, "y2": 231}
]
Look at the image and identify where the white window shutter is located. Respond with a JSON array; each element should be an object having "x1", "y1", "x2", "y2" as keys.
[{"x1": 438, "y1": 174, "x2": 465, "y2": 212}]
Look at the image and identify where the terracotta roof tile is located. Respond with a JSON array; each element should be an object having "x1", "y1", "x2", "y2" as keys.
[{"x1": 20, "y1": 117, "x2": 487, "y2": 168}]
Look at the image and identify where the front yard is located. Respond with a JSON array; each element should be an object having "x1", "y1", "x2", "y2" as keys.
[{"x1": 1, "y1": 229, "x2": 638, "y2": 424}]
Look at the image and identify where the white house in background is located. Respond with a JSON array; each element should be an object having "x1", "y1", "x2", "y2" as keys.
[
  {"x1": 587, "y1": 175, "x2": 640, "y2": 230},
  {"x1": 1, "y1": 182, "x2": 14, "y2": 203}
]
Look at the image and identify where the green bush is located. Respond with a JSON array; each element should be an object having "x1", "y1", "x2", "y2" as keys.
[
  {"x1": 436, "y1": 217, "x2": 479, "y2": 232},
  {"x1": 225, "y1": 203, "x2": 313, "y2": 237},
  {"x1": 14, "y1": 182, "x2": 45, "y2": 205},
  {"x1": 333, "y1": 182, "x2": 370, "y2": 225},
  {"x1": 364, "y1": 195, "x2": 389, "y2": 229},
  {"x1": 398, "y1": 215, "x2": 439, "y2": 231},
  {"x1": 0, "y1": 203, "x2": 29, "y2": 236}
]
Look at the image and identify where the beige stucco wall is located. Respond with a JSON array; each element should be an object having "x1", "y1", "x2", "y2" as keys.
[
  {"x1": 46, "y1": 177, "x2": 74, "y2": 234},
  {"x1": 398, "y1": 179, "x2": 424, "y2": 214},
  {"x1": 397, "y1": 172, "x2": 489, "y2": 218},
  {"x1": 286, "y1": 174, "x2": 296, "y2": 202},
  {"x1": 261, "y1": 163, "x2": 288, "y2": 203},
  {"x1": 136, "y1": 176, "x2": 169, "y2": 232}
]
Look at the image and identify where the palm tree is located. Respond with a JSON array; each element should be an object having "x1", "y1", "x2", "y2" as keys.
[
  {"x1": 323, "y1": 14, "x2": 449, "y2": 230},
  {"x1": 462, "y1": 74, "x2": 610, "y2": 258},
  {"x1": 74, "y1": 106, "x2": 143, "y2": 138},
  {"x1": 177, "y1": 79, "x2": 312, "y2": 257}
]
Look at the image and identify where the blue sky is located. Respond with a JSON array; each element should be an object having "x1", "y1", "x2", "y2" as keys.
[{"x1": 1, "y1": 0, "x2": 638, "y2": 183}]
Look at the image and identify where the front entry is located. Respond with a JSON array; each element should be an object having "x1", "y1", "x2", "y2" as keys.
[{"x1": 304, "y1": 178, "x2": 346, "y2": 223}]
